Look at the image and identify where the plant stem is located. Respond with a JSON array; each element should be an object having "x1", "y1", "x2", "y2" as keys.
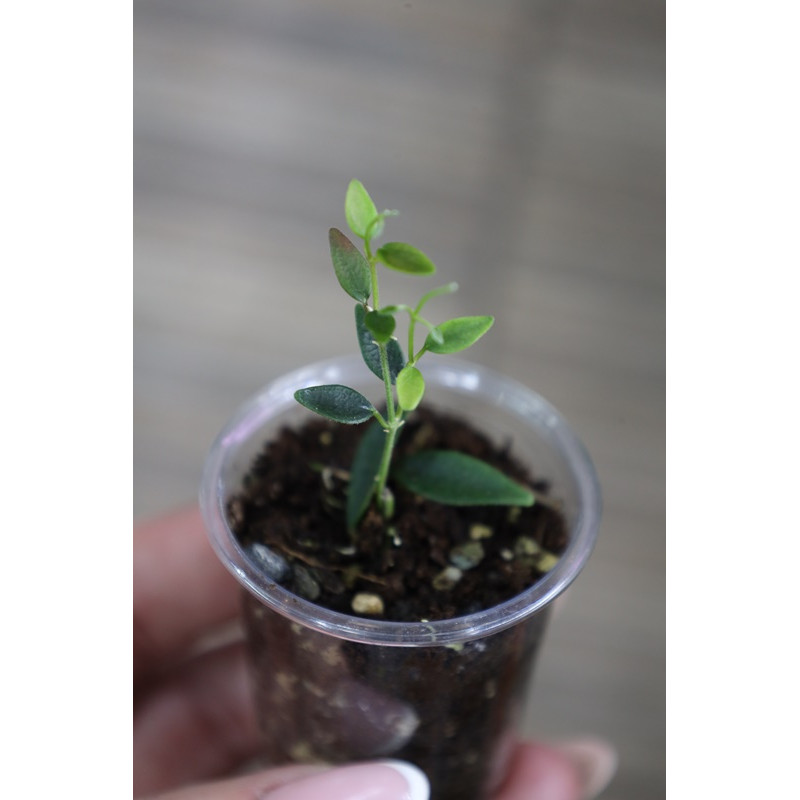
[
  {"x1": 374, "y1": 345, "x2": 403, "y2": 516},
  {"x1": 374, "y1": 413, "x2": 400, "y2": 516},
  {"x1": 366, "y1": 240, "x2": 402, "y2": 518},
  {"x1": 365, "y1": 239, "x2": 380, "y2": 310}
]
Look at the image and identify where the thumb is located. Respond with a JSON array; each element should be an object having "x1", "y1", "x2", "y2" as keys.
[
  {"x1": 262, "y1": 761, "x2": 429, "y2": 800},
  {"x1": 149, "y1": 761, "x2": 429, "y2": 800}
]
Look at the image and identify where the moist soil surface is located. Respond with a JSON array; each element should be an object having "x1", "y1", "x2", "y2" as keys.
[{"x1": 228, "y1": 407, "x2": 569, "y2": 622}]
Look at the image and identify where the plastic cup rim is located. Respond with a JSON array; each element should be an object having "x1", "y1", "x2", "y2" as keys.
[{"x1": 200, "y1": 354, "x2": 602, "y2": 646}]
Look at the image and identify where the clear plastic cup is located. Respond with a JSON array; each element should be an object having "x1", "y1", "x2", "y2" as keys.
[{"x1": 200, "y1": 355, "x2": 601, "y2": 800}]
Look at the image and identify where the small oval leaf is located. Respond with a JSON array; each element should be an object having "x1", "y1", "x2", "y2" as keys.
[
  {"x1": 329, "y1": 228, "x2": 371, "y2": 303},
  {"x1": 294, "y1": 384, "x2": 375, "y2": 424},
  {"x1": 355, "y1": 305, "x2": 406, "y2": 383},
  {"x1": 396, "y1": 365, "x2": 425, "y2": 411},
  {"x1": 376, "y1": 242, "x2": 437, "y2": 275},
  {"x1": 393, "y1": 450, "x2": 535, "y2": 507},
  {"x1": 345, "y1": 179, "x2": 379, "y2": 240},
  {"x1": 425, "y1": 315, "x2": 494, "y2": 354},
  {"x1": 365, "y1": 310, "x2": 396, "y2": 344},
  {"x1": 346, "y1": 421, "x2": 387, "y2": 530}
]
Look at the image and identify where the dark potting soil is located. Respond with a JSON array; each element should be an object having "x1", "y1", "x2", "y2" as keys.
[{"x1": 228, "y1": 407, "x2": 569, "y2": 622}]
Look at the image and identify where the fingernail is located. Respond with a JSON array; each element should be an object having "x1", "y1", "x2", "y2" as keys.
[
  {"x1": 551, "y1": 737, "x2": 618, "y2": 799},
  {"x1": 261, "y1": 759, "x2": 429, "y2": 800}
]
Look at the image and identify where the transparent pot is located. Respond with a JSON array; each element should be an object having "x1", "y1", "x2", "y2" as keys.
[{"x1": 200, "y1": 355, "x2": 601, "y2": 800}]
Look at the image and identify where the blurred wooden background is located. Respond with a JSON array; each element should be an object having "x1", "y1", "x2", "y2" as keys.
[{"x1": 134, "y1": 1, "x2": 664, "y2": 797}]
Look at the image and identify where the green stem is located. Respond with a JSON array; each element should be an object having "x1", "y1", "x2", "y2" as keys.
[
  {"x1": 374, "y1": 416, "x2": 400, "y2": 515},
  {"x1": 365, "y1": 242, "x2": 402, "y2": 518},
  {"x1": 365, "y1": 239, "x2": 380, "y2": 310},
  {"x1": 370, "y1": 407, "x2": 389, "y2": 430},
  {"x1": 408, "y1": 317, "x2": 416, "y2": 364},
  {"x1": 373, "y1": 340, "x2": 408, "y2": 516}
]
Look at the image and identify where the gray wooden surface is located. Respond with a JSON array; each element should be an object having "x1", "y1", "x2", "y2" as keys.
[{"x1": 134, "y1": 2, "x2": 664, "y2": 797}]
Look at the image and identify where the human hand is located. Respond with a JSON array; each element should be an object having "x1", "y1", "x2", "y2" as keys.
[{"x1": 134, "y1": 507, "x2": 615, "y2": 799}]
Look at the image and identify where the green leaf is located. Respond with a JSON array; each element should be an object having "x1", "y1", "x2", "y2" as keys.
[
  {"x1": 365, "y1": 310, "x2": 396, "y2": 344},
  {"x1": 355, "y1": 304, "x2": 405, "y2": 383},
  {"x1": 396, "y1": 365, "x2": 425, "y2": 411},
  {"x1": 345, "y1": 179, "x2": 380, "y2": 240},
  {"x1": 425, "y1": 315, "x2": 494, "y2": 354},
  {"x1": 393, "y1": 450, "x2": 535, "y2": 507},
  {"x1": 346, "y1": 421, "x2": 386, "y2": 530},
  {"x1": 376, "y1": 242, "x2": 437, "y2": 275},
  {"x1": 294, "y1": 384, "x2": 375, "y2": 424},
  {"x1": 329, "y1": 228, "x2": 371, "y2": 303}
]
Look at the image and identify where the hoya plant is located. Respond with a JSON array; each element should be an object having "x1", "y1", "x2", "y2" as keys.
[{"x1": 295, "y1": 179, "x2": 534, "y2": 532}]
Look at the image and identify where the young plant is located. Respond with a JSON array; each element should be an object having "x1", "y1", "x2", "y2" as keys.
[{"x1": 295, "y1": 179, "x2": 534, "y2": 531}]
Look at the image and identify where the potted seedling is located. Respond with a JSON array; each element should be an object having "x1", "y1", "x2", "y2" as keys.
[{"x1": 200, "y1": 180, "x2": 601, "y2": 800}]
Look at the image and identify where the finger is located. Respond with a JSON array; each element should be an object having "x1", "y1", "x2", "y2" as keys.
[
  {"x1": 134, "y1": 506, "x2": 241, "y2": 682},
  {"x1": 143, "y1": 765, "x2": 326, "y2": 800},
  {"x1": 134, "y1": 641, "x2": 261, "y2": 797},
  {"x1": 493, "y1": 741, "x2": 582, "y2": 800},
  {"x1": 148, "y1": 761, "x2": 429, "y2": 800},
  {"x1": 546, "y1": 738, "x2": 618, "y2": 800}
]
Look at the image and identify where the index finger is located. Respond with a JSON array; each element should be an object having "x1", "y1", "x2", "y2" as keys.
[{"x1": 134, "y1": 506, "x2": 241, "y2": 683}]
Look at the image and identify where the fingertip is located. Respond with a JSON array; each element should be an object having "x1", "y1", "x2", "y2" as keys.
[
  {"x1": 496, "y1": 740, "x2": 583, "y2": 800},
  {"x1": 260, "y1": 760, "x2": 429, "y2": 800},
  {"x1": 547, "y1": 737, "x2": 618, "y2": 799},
  {"x1": 377, "y1": 760, "x2": 430, "y2": 800},
  {"x1": 499, "y1": 737, "x2": 617, "y2": 800}
]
